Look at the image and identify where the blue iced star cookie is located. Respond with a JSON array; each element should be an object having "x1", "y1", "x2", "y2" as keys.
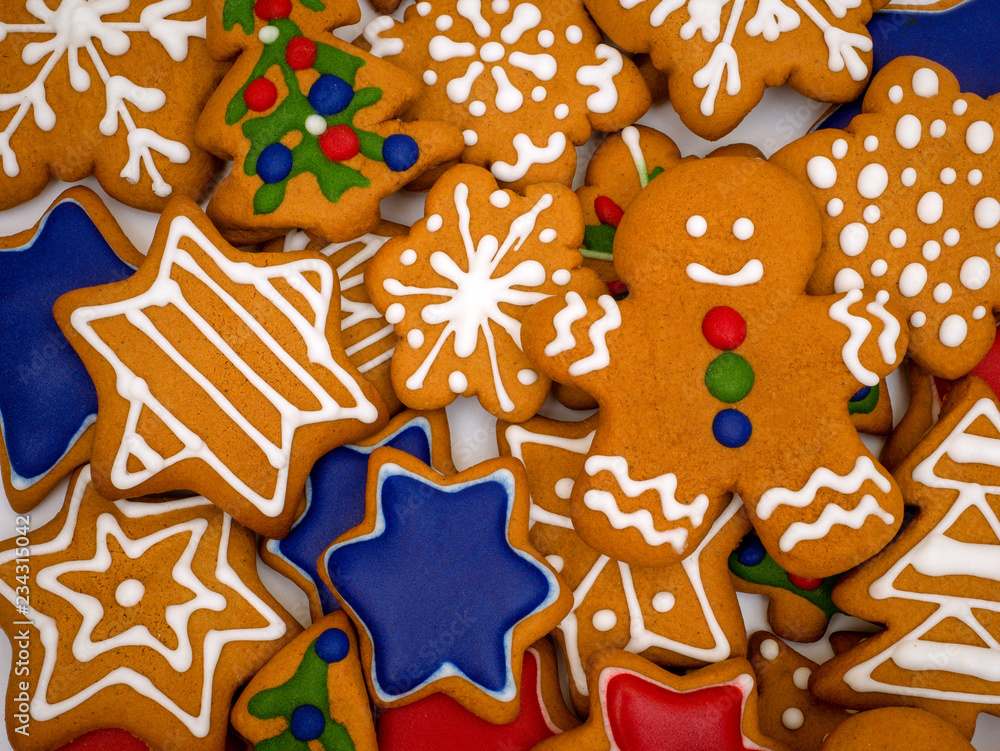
[
  {"x1": 822, "y1": 0, "x2": 1000, "y2": 130},
  {"x1": 0, "y1": 188, "x2": 141, "y2": 512},
  {"x1": 262, "y1": 409, "x2": 456, "y2": 620},
  {"x1": 321, "y1": 448, "x2": 571, "y2": 724}
]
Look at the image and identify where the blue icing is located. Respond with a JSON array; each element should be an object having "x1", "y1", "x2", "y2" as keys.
[
  {"x1": 0, "y1": 200, "x2": 135, "y2": 486},
  {"x1": 324, "y1": 462, "x2": 558, "y2": 701},
  {"x1": 315, "y1": 627, "x2": 350, "y2": 664},
  {"x1": 821, "y1": 0, "x2": 1000, "y2": 131},
  {"x1": 272, "y1": 418, "x2": 434, "y2": 614},
  {"x1": 290, "y1": 704, "x2": 326, "y2": 741}
]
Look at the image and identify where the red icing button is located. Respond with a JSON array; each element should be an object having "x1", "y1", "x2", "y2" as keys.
[
  {"x1": 244, "y1": 78, "x2": 278, "y2": 112},
  {"x1": 319, "y1": 125, "x2": 360, "y2": 161},
  {"x1": 55, "y1": 729, "x2": 149, "y2": 751},
  {"x1": 254, "y1": 0, "x2": 292, "y2": 20},
  {"x1": 787, "y1": 573, "x2": 823, "y2": 591},
  {"x1": 594, "y1": 196, "x2": 624, "y2": 228},
  {"x1": 607, "y1": 280, "x2": 628, "y2": 297},
  {"x1": 702, "y1": 306, "x2": 747, "y2": 350},
  {"x1": 286, "y1": 36, "x2": 318, "y2": 70}
]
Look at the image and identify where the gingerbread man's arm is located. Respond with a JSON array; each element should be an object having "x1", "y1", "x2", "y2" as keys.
[{"x1": 521, "y1": 292, "x2": 624, "y2": 400}]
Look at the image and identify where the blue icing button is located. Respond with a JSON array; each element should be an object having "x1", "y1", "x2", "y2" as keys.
[
  {"x1": 850, "y1": 386, "x2": 872, "y2": 403},
  {"x1": 0, "y1": 200, "x2": 135, "y2": 487},
  {"x1": 315, "y1": 627, "x2": 350, "y2": 664},
  {"x1": 324, "y1": 461, "x2": 558, "y2": 702},
  {"x1": 712, "y1": 409, "x2": 752, "y2": 449},
  {"x1": 257, "y1": 142, "x2": 294, "y2": 184},
  {"x1": 290, "y1": 704, "x2": 326, "y2": 741},
  {"x1": 308, "y1": 74, "x2": 353, "y2": 117},
  {"x1": 737, "y1": 536, "x2": 766, "y2": 567},
  {"x1": 270, "y1": 418, "x2": 435, "y2": 614},
  {"x1": 382, "y1": 134, "x2": 419, "y2": 172}
]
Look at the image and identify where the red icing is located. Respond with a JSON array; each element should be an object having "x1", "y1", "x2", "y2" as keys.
[
  {"x1": 286, "y1": 36, "x2": 318, "y2": 70},
  {"x1": 376, "y1": 651, "x2": 559, "y2": 751},
  {"x1": 55, "y1": 729, "x2": 149, "y2": 751},
  {"x1": 595, "y1": 196, "x2": 624, "y2": 228},
  {"x1": 254, "y1": 0, "x2": 292, "y2": 20},
  {"x1": 702, "y1": 306, "x2": 747, "y2": 351},
  {"x1": 320, "y1": 125, "x2": 360, "y2": 161},
  {"x1": 605, "y1": 672, "x2": 758, "y2": 751},
  {"x1": 244, "y1": 78, "x2": 278, "y2": 112},
  {"x1": 787, "y1": 573, "x2": 823, "y2": 590},
  {"x1": 607, "y1": 280, "x2": 628, "y2": 297}
]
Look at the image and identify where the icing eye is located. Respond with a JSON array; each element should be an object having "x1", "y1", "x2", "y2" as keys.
[{"x1": 686, "y1": 215, "x2": 707, "y2": 237}]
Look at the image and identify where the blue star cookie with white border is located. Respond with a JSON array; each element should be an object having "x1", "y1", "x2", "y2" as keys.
[
  {"x1": 261, "y1": 409, "x2": 456, "y2": 620},
  {"x1": 0, "y1": 187, "x2": 143, "y2": 512},
  {"x1": 321, "y1": 447, "x2": 571, "y2": 724}
]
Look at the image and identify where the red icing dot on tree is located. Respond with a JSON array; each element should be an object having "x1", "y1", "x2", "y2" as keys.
[
  {"x1": 787, "y1": 573, "x2": 823, "y2": 591},
  {"x1": 595, "y1": 196, "x2": 625, "y2": 228},
  {"x1": 702, "y1": 306, "x2": 747, "y2": 350},
  {"x1": 286, "y1": 37, "x2": 318, "y2": 70},
  {"x1": 320, "y1": 125, "x2": 360, "y2": 162},
  {"x1": 254, "y1": 0, "x2": 292, "y2": 20},
  {"x1": 244, "y1": 78, "x2": 278, "y2": 112}
]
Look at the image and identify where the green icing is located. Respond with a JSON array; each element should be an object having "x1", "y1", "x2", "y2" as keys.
[
  {"x1": 582, "y1": 223, "x2": 615, "y2": 258},
  {"x1": 648, "y1": 165, "x2": 665, "y2": 182},
  {"x1": 705, "y1": 352, "x2": 754, "y2": 404},
  {"x1": 247, "y1": 636, "x2": 356, "y2": 751},
  {"x1": 728, "y1": 544, "x2": 839, "y2": 620},
  {"x1": 848, "y1": 383, "x2": 880, "y2": 415}
]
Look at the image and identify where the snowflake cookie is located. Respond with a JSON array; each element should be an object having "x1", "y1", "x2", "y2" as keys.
[
  {"x1": 522, "y1": 156, "x2": 907, "y2": 576},
  {"x1": 582, "y1": 0, "x2": 887, "y2": 140},
  {"x1": 365, "y1": 164, "x2": 605, "y2": 422},
  {"x1": 773, "y1": 57, "x2": 1000, "y2": 380},
  {"x1": 197, "y1": 0, "x2": 464, "y2": 245},
  {"x1": 361, "y1": 0, "x2": 651, "y2": 190},
  {"x1": 0, "y1": 465, "x2": 300, "y2": 751},
  {"x1": 0, "y1": 0, "x2": 227, "y2": 212},
  {"x1": 53, "y1": 199, "x2": 389, "y2": 539}
]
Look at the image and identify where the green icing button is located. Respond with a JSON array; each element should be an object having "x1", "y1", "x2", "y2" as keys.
[{"x1": 705, "y1": 352, "x2": 754, "y2": 403}]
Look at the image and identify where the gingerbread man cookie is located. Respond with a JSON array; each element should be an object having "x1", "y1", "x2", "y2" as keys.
[{"x1": 522, "y1": 156, "x2": 907, "y2": 577}]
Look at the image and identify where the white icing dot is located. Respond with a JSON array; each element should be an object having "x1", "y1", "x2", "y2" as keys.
[
  {"x1": 385, "y1": 303, "x2": 405, "y2": 323},
  {"x1": 517, "y1": 368, "x2": 538, "y2": 385},
  {"x1": 864, "y1": 135, "x2": 879, "y2": 152},
  {"x1": 806, "y1": 156, "x2": 838, "y2": 189},
  {"x1": 407, "y1": 329, "x2": 425, "y2": 348},
  {"x1": 940, "y1": 168, "x2": 956, "y2": 185},
  {"x1": 890, "y1": 228, "x2": 907, "y2": 248},
  {"x1": 911, "y1": 311, "x2": 926, "y2": 327},
  {"x1": 834, "y1": 268, "x2": 865, "y2": 292},
  {"x1": 832, "y1": 139, "x2": 848, "y2": 159},
  {"x1": 782, "y1": 708, "x2": 805, "y2": 730},
  {"x1": 531, "y1": 86, "x2": 546, "y2": 102},
  {"x1": 491, "y1": 0, "x2": 509, "y2": 11},
  {"x1": 944, "y1": 228, "x2": 960, "y2": 247},
  {"x1": 259, "y1": 25, "x2": 280, "y2": 44},
  {"x1": 895, "y1": 114, "x2": 921, "y2": 149},
  {"x1": 733, "y1": 218, "x2": 754, "y2": 240},
  {"x1": 427, "y1": 214, "x2": 443, "y2": 232},
  {"x1": 793, "y1": 667, "x2": 812, "y2": 690},
  {"x1": 974, "y1": 306, "x2": 987, "y2": 320},
  {"x1": 760, "y1": 639, "x2": 780, "y2": 660},
  {"x1": 969, "y1": 169, "x2": 984, "y2": 186},
  {"x1": 940, "y1": 314, "x2": 968, "y2": 347},
  {"x1": 540, "y1": 228, "x2": 557, "y2": 244},
  {"x1": 115, "y1": 579, "x2": 145, "y2": 608},
  {"x1": 960, "y1": 256, "x2": 991, "y2": 290},
  {"x1": 537, "y1": 30, "x2": 554, "y2": 48},
  {"x1": 469, "y1": 100, "x2": 486, "y2": 116},
  {"x1": 912, "y1": 67, "x2": 940, "y2": 97},
  {"x1": 423, "y1": 70, "x2": 438, "y2": 85},
  {"x1": 686, "y1": 215, "x2": 707, "y2": 237},
  {"x1": 954, "y1": 99, "x2": 968, "y2": 116},
  {"x1": 652, "y1": 591, "x2": 675, "y2": 613},
  {"x1": 435, "y1": 14, "x2": 453, "y2": 31},
  {"x1": 490, "y1": 190, "x2": 511, "y2": 208},
  {"x1": 448, "y1": 371, "x2": 468, "y2": 393},
  {"x1": 480, "y1": 42, "x2": 504, "y2": 62},
  {"x1": 463, "y1": 129, "x2": 479, "y2": 146},
  {"x1": 933, "y1": 283, "x2": 952, "y2": 304},
  {"x1": 554, "y1": 478, "x2": 574, "y2": 499},
  {"x1": 858, "y1": 163, "x2": 889, "y2": 199},
  {"x1": 554, "y1": 103, "x2": 569, "y2": 120},
  {"x1": 592, "y1": 609, "x2": 617, "y2": 631},
  {"x1": 566, "y1": 25, "x2": 583, "y2": 44},
  {"x1": 923, "y1": 240, "x2": 941, "y2": 261},
  {"x1": 839, "y1": 223, "x2": 869, "y2": 256},
  {"x1": 975, "y1": 198, "x2": 1000, "y2": 230},
  {"x1": 545, "y1": 555, "x2": 564, "y2": 573},
  {"x1": 864, "y1": 205, "x2": 881, "y2": 224},
  {"x1": 552, "y1": 268, "x2": 571, "y2": 285},
  {"x1": 930, "y1": 119, "x2": 947, "y2": 138},
  {"x1": 888, "y1": 85, "x2": 904, "y2": 104},
  {"x1": 400, "y1": 248, "x2": 417, "y2": 265},
  {"x1": 416, "y1": 1, "x2": 431, "y2": 15},
  {"x1": 871, "y1": 259, "x2": 887, "y2": 277},
  {"x1": 898, "y1": 262, "x2": 927, "y2": 297},
  {"x1": 305, "y1": 114, "x2": 328, "y2": 136},
  {"x1": 917, "y1": 191, "x2": 943, "y2": 224},
  {"x1": 901, "y1": 168, "x2": 917, "y2": 187},
  {"x1": 967, "y1": 121, "x2": 995, "y2": 154},
  {"x1": 827, "y1": 198, "x2": 844, "y2": 217}
]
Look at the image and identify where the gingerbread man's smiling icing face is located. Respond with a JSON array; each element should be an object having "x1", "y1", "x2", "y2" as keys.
[{"x1": 523, "y1": 157, "x2": 907, "y2": 577}]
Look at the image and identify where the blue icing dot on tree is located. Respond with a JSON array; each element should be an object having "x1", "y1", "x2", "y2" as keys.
[
  {"x1": 383, "y1": 134, "x2": 419, "y2": 172},
  {"x1": 258, "y1": 143, "x2": 294, "y2": 183}
]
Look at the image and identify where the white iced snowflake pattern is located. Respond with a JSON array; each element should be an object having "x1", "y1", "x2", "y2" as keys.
[{"x1": 0, "y1": 0, "x2": 206, "y2": 195}]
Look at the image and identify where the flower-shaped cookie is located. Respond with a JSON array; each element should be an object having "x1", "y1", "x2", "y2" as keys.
[
  {"x1": 773, "y1": 57, "x2": 1000, "y2": 379},
  {"x1": 361, "y1": 0, "x2": 651, "y2": 189},
  {"x1": 522, "y1": 157, "x2": 907, "y2": 577},
  {"x1": 365, "y1": 164, "x2": 605, "y2": 421}
]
